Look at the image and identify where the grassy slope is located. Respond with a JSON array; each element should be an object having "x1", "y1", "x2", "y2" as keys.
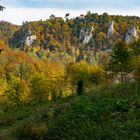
[{"x1": 0, "y1": 84, "x2": 140, "y2": 140}]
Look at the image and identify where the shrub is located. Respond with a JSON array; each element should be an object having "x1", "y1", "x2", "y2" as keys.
[{"x1": 16, "y1": 121, "x2": 48, "y2": 140}]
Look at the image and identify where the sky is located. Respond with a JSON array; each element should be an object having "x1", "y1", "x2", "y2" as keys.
[{"x1": 0, "y1": 0, "x2": 140, "y2": 25}]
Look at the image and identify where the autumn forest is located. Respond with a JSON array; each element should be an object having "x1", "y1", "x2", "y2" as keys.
[{"x1": 0, "y1": 10, "x2": 140, "y2": 139}]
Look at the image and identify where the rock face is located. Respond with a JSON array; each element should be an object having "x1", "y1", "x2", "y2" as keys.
[
  {"x1": 24, "y1": 30, "x2": 37, "y2": 46},
  {"x1": 125, "y1": 27, "x2": 138, "y2": 44},
  {"x1": 79, "y1": 29, "x2": 84, "y2": 41},
  {"x1": 107, "y1": 21, "x2": 114, "y2": 37},
  {"x1": 79, "y1": 26, "x2": 93, "y2": 46},
  {"x1": 25, "y1": 35, "x2": 37, "y2": 46}
]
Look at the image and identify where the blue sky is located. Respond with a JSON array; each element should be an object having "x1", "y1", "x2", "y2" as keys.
[
  {"x1": 0, "y1": 0, "x2": 140, "y2": 25},
  {"x1": 4, "y1": 0, "x2": 140, "y2": 9}
]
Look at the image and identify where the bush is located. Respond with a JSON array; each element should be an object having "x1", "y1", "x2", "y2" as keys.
[{"x1": 16, "y1": 121, "x2": 48, "y2": 140}]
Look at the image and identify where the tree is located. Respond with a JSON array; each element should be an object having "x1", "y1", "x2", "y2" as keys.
[
  {"x1": 44, "y1": 61, "x2": 65, "y2": 99},
  {"x1": 96, "y1": 32, "x2": 108, "y2": 50},
  {"x1": 3, "y1": 75, "x2": 22, "y2": 109},
  {"x1": 130, "y1": 39, "x2": 140, "y2": 86},
  {"x1": 89, "y1": 65, "x2": 105, "y2": 87},
  {"x1": 108, "y1": 41, "x2": 132, "y2": 86},
  {"x1": 130, "y1": 39, "x2": 140, "y2": 56},
  {"x1": 66, "y1": 61, "x2": 90, "y2": 95},
  {"x1": 133, "y1": 57, "x2": 140, "y2": 86},
  {"x1": 30, "y1": 73, "x2": 50, "y2": 103},
  {"x1": 0, "y1": 1, "x2": 5, "y2": 11}
]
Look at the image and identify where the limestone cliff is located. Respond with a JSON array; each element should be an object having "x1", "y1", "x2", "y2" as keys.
[
  {"x1": 79, "y1": 26, "x2": 93, "y2": 46},
  {"x1": 107, "y1": 21, "x2": 114, "y2": 38},
  {"x1": 25, "y1": 35, "x2": 37, "y2": 46},
  {"x1": 24, "y1": 30, "x2": 37, "y2": 46},
  {"x1": 125, "y1": 27, "x2": 138, "y2": 44}
]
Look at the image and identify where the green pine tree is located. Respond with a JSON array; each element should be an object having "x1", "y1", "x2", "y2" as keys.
[{"x1": 108, "y1": 41, "x2": 132, "y2": 86}]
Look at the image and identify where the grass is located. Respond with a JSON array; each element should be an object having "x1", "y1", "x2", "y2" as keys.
[{"x1": 0, "y1": 84, "x2": 140, "y2": 140}]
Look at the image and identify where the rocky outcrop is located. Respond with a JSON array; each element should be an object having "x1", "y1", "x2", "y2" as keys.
[
  {"x1": 125, "y1": 26, "x2": 138, "y2": 44},
  {"x1": 107, "y1": 21, "x2": 114, "y2": 38},
  {"x1": 79, "y1": 29, "x2": 84, "y2": 41},
  {"x1": 24, "y1": 30, "x2": 37, "y2": 46},
  {"x1": 25, "y1": 35, "x2": 37, "y2": 46},
  {"x1": 79, "y1": 26, "x2": 93, "y2": 46}
]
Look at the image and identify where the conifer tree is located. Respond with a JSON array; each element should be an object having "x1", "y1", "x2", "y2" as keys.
[{"x1": 108, "y1": 41, "x2": 132, "y2": 86}]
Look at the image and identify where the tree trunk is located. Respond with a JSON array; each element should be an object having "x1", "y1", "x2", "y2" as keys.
[
  {"x1": 120, "y1": 70, "x2": 124, "y2": 91},
  {"x1": 77, "y1": 80, "x2": 84, "y2": 96},
  {"x1": 121, "y1": 74, "x2": 124, "y2": 86}
]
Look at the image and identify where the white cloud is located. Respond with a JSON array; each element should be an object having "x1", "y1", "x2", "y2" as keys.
[
  {"x1": 0, "y1": 7, "x2": 86, "y2": 25},
  {"x1": 0, "y1": 6, "x2": 140, "y2": 25}
]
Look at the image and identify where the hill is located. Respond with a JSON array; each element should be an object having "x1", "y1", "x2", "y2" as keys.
[{"x1": 0, "y1": 12, "x2": 140, "y2": 63}]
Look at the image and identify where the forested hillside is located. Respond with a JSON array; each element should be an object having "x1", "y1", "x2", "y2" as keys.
[
  {"x1": 0, "y1": 12, "x2": 140, "y2": 139},
  {"x1": 0, "y1": 21, "x2": 19, "y2": 45},
  {"x1": 0, "y1": 11, "x2": 140, "y2": 115},
  {"x1": 1, "y1": 12, "x2": 140, "y2": 63}
]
